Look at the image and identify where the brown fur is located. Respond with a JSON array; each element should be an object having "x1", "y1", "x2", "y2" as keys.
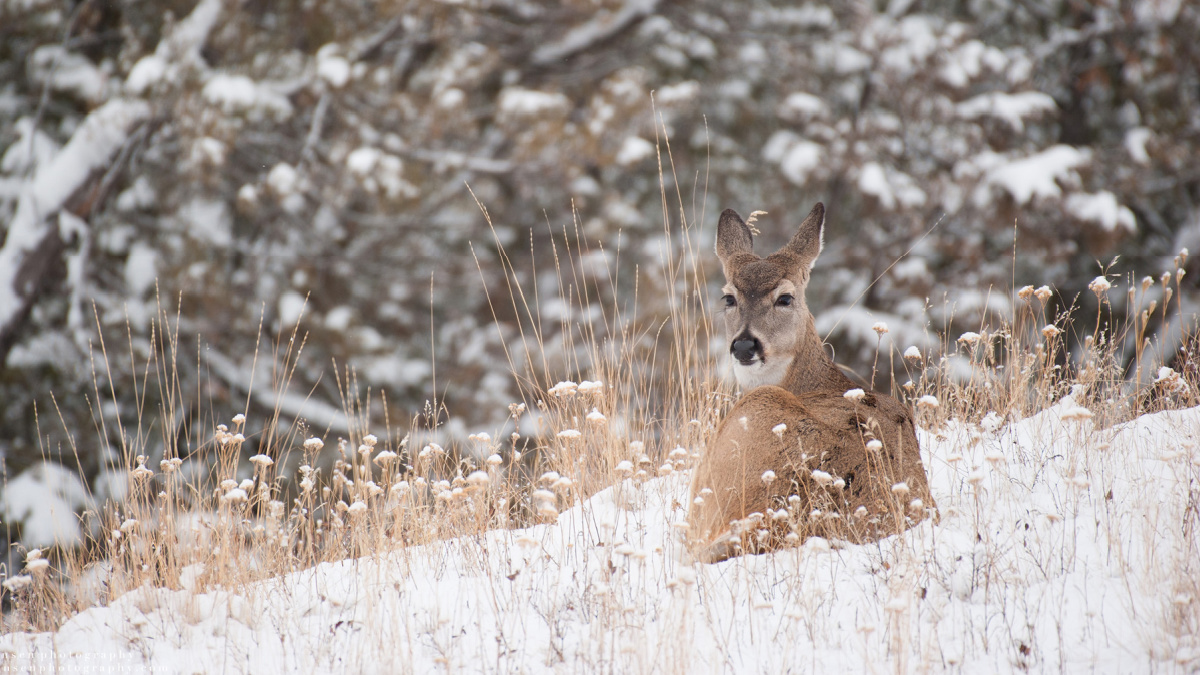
[{"x1": 687, "y1": 204, "x2": 937, "y2": 562}]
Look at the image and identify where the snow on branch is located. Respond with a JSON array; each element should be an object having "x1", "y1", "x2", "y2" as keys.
[
  {"x1": 532, "y1": 0, "x2": 660, "y2": 66},
  {"x1": 0, "y1": 99, "x2": 150, "y2": 363}
]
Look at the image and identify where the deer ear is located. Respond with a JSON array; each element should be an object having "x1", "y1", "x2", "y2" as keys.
[
  {"x1": 784, "y1": 202, "x2": 824, "y2": 271},
  {"x1": 716, "y1": 209, "x2": 753, "y2": 263}
]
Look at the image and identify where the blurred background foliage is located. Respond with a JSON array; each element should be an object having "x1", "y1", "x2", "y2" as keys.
[{"x1": 1, "y1": 0, "x2": 1198, "y2": 553}]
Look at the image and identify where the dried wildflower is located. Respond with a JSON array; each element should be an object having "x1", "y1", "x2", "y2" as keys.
[
  {"x1": 772, "y1": 423, "x2": 787, "y2": 439},
  {"x1": 657, "y1": 463, "x2": 674, "y2": 476},
  {"x1": 984, "y1": 450, "x2": 1005, "y2": 464},
  {"x1": 485, "y1": 453, "x2": 503, "y2": 467},
  {"x1": 586, "y1": 408, "x2": 607, "y2": 424},
  {"x1": 239, "y1": 478, "x2": 255, "y2": 491},
  {"x1": 629, "y1": 440, "x2": 645, "y2": 454},
  {"x1": 843, "y1": 388, "x2": 866, "y2": 402},
  {"x1": 3, "y1": 576, "x2": 33, "y2": 592},
  {"x1": 373, "y1": 450, "x2": 398, "y2": 464},
  {"x1": 1034, "y1": 285, "x2": 1052, "y2": 303},
  {"x1": 866, "y1": 440, "x2": 883, "y2": 453},
  {"x1": 891, "y1": 482, "x2": 910, "y2": 496},
  {"x1": 957, "y1": 331, "x2": 981, "y2": 346},
  {"x1": 871, "y1": 322, "x2": 889, "y2": 336},
  {"x1": 132, "y1": 462, "x2": 153, "y2": 480},
  {"x1": 1041, "y1": 324, "x2": 1062, "y2": 339},
  {"x1": 223, "y1": 488, "x2": 248, "y2": 504},
  {"x1": 220, "y1": 479, "x2": 238, "y2": 491},
  {"x1": 833, "y1": 478, "x2": 846, "y2": 490},
  {"x1": 1088, "y1": 276, "x2": 1112, "y2": 295},
  {"x1": 903, "y1": 346, "x2": 922, "y2": 360},
  {"x1": 811, "y1": 470, "x2": 833, "y2": 486},
  {"x1": 1061, "y1": 404, "x2": 1093, "y2": 421},
  {"x1": 548, "y1": 381, "x2": 579, "y2": 397},
  {"x1": 966, "y1": 468, "x2": 985, "y2": 485},
  {"x1": 304, "y1": 437, "x2": 325, "y2": 452},
  {"x1": 1154, "y1": 367, "x2": 1189, "y2": 393},
  {"x1": 784, "y1": 532, "x2": 800, "y2": 545},
  {"x1": 917, "y1": 394, "x2": 939, "y2": 409},
  {"x1": 120, "y1": 518, "x2": 139, "y2": 534},
  {"x1": 348, "y1": 500, "x2": 367, "y2": 514},
  {"x1": 232, "y1": 413, "x2": 246, "y2": 426},
  {"x1": 1017, "y1": 285, "x2": 1034, "y2": 300},
  {"x1": 539, "y1": 471, "x2": 560, "y2": 484},
  {"x1": 250, "y1": 454, "x2": 274, "y2": 468},
  {"x1": 909, "y1": 498, "x2": 924, "y2": 511},
  {"x1": 160, "y1": 457, "x2": 183, "y2": 473},
  {"x1": 853, "y1": 506, "x2": 868, "y2": 519},
  {"x1": 615, "y1": 460, "x2": 633, "y2": 475},
  {"x1": 669, "y1": 447, "x2": 688, "y2": 460},
  {"x1": 556, "y1": 429, "x2": 582, "y2": 441},
  {"x1": 761, "y1": 470, "x2": 776, "y2": 484},
  {"x1": 25, "y1": 558, "x2": 49, "y2": 574},
  {"x1": 357, "y1": 444, "x2": 372, "y2": 456},
  {"x1": 467, "y1": 471, "x2": 489, "y2": 487},
  {"x1": 577, "y1": 380, "x2": 604, "y2": 395},
  {"x1": 468, "y1": 432, "x2": 491, "y2": 444}
]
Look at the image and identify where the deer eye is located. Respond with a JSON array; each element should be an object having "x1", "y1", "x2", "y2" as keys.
[
  {"x1": 722, "y1": 294, "x2": 737, "y2": 308},
  {"x1": 775, "y1": 294, "x2": 794, "y2": 307}
]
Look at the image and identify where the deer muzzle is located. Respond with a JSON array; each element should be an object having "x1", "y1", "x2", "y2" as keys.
[{"x1": 730, "y1": 334, "x2": 762, "y2": 365}]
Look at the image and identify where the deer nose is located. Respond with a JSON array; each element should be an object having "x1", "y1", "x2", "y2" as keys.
[{"x1": 731, "y1": 336, "x2": 761, "y2": 364}]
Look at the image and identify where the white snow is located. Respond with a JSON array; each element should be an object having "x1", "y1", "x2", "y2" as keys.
[
  {"x1": 615, "y1": 136, "x2": 655, "y2": 166},
  {"x1": 497, "y1": 87, "x2": 570, "y2": 117},
  {"x1": 178, "y1": 197, "x2": 232, "y2": 247},
  {"x1": 1065, "y1": 191, "x2": 1137, "y2": 233},
  {"x1": 3, "y1": 405, "x2": 1197, "y2": 672},
  {"x1": 1, "y1": 118, "x2": 60, "y2": 175},
  {"x1": 1125, "y1": 127, "x2": 1152, "y2": 165},
  {"x1": 124, "y1": 242, "x2": 158, "y2": 298},
  {"x1": 858, "y1": 161, "x2": 927, "y2": 210},
  {"x1": 2, "y1": 461, "x2": 92, "y2": 548},
  {"x1": 0, "y1": 99, "x2": 150, "y2": 330},
  {"x1": 28, "y1": 45, "x2": 106, "y2": 102},
  {"x1": 977, "y1": 145, "x2": 1091, "y2": 206},
  {"x1": 267, "y1": 162, "x2": 299, "y2": 197},
  {"x1": 956, "y1": 91, "x2": 1057, "y2": 132},
  {"x1": 201, "y1": 74, "x2": 294, "y2": 120},
  {"x1": 777, "y1": 91, "x2": 826, "y2": 121},
  {"x1": 316, "y1": 44, "x2": 351, "y2": 88},
  {"x1": 779, "y1": 140, "x2": 823, "y2": 186}
]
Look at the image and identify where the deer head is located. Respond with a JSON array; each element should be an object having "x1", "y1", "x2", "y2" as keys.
[{"x1": 715, "y1": 202, "x2": 825, "y2": 390}]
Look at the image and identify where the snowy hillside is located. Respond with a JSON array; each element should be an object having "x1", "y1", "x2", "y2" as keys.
[{"x1": 4, "y1": 402, "x2": 1198, "y2": 674}]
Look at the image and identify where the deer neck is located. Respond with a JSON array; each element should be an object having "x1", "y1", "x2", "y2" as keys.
[{"x1": 778, "y1": 314, "x2": 854, "y2": 395}]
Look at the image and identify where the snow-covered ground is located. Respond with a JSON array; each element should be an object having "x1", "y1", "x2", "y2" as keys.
[{"x1": 4, "y1": 401, "x2": 1198, "y2": 674}]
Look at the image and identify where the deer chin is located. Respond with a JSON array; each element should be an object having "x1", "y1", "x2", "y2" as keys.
[{"x1": 732, "y1": 355, "x2": 792, "y2": 390}]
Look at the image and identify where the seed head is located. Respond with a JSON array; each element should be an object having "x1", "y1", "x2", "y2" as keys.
[
  {"x1": 586, "y1": 408, "x2": 607, "y2": 424},
  {"x1": 761, "y1": 470, "x2": 776, "y2": 484},
  {"x1": 957, "y1": 332, "x2": 981, "y2": 346},
  {"x1": 843, "y1": 388, "x2": 866, "y2": 402},
  {"x1": 866, "y1": 439, "x2": 883, "y2": 452},
  {"x1": 1017, "y1": 285, "x2": 1034, "y2": 300},
  {"x1": 1034, "y1": 285, "x2": 1052, "y2": 303},
  {"x1": 811, "y1": 470, "x2": 833, "y2": 486},
  {"x1": 772, "y1": 423, "x2": 787, "y2": 439},
  {"x1": 556, "y1": 429, "x2": 582, "y2": 441},
  {"x1": 250, "y1": 454, "x2": 274, "y2": 468},
  {"x1": 872, "y1": 322, "x2": 889, "y2": 336},
  {"x1": 917, "y1": 394, "x2": 939, "y2": 409},
  {"x1": 304, "y1": 437, "x2": 325, "y2": 452},
  {"x1": 1088, "y1": 276, "x2": 1112, "y2": 295},
  {"x1": 903, "y1": 346, "x2": 922, "y2": 360}
]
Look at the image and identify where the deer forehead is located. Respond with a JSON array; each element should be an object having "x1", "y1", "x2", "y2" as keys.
[{"x1": 726, "y1": 258, "x2": 803, "y2": 300}]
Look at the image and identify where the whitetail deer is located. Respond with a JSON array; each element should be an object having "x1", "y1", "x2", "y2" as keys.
[{"x1": 687, "y1": 203, "x2": 936, "y2": 562}]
